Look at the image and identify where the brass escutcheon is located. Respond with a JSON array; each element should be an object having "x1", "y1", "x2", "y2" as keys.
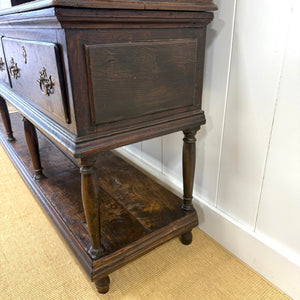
[
  {"x1": 22, "y1": 46, "x2": 27, "y2": 64},
  {"x1": 0, "y1": 57, "x2": 5, "y2": 71},
  {"x1": 9, "y1": 57, "x2": 20, "y2": 79},
  {"x1": 37, "y1": 67, "x2": 54, "y2": 96}
]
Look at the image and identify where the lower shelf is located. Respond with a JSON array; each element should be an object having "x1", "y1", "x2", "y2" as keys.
[{"x1": 0, "y1": 112, "x2": 198, "y2": 282}]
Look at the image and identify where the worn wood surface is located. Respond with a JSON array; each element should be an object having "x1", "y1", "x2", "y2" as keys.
[
  {"x1": 4, "y1": 0, "x2": 217, "y2": 15},
  {"x1": 0, "y1": 5, "x2": 212, "y2": 158},
  {"x1": 2, "y1": 37, "x2": 69, "y2": 125},
  {"x1": 86, "y1": 39, "x2": 198, "y2": 125},
  {"x1": 0, "y1": 112, "x2": 198, "y2": 282},
  {"x1": 182, "y1": 128, "x2": 198, "y2": 212},
  {"x1": 0, "y1": 42, "x2": 11, "y2": 87},
  {"x1": 22, "y1": 117, "x2": 45, "y2": 180},
  {"x1": 0, "y1": 96, "x2": 14, "y2": 141},
  {"x1": 10, "y1": 0, "x2": 30, "y2": 6},
  {"x1": 0, "y1": 1, "x2": 214, "y2": 293}
]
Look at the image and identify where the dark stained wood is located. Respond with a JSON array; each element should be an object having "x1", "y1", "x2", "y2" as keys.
[
  {"x1": 182, "y1": 127, "x2": 199, "y2": 212},
  {"x1": 95, "y1": 276, "x2": 110, "y2": 294},
  {"x1": 96, "y1": 152, "x2": 187, "y2": 231},
  {"x1": 79, "y1": 157, "x2": 104, "y2": 260},
  {"x1": 3, "y1": 0, "x2": 217, "y2": 16},
  {"x1": 0, "y1": 0, "x2": 216, "y2": 293},
  {"x1": 0, "y1": 6, "x2": 211, "y2": 159},
  {"x1": 10, "y1": 0, "x2": 31, "y2": 6},
  {"x1": 23, "y1": 117, "x2": 45, "y2": 180},
  {"x1": 2, "y1": 37, "x2": 70, "y2": 125},
  {"x1": 86, "y1": 39, "x2": 198, "y2": 125},
  {"x1": 0, "y1": 96, "x2": 15, "y2": 141},
  {"x1": 65, "y1": 24, "x2": 209, "y2": 141},
  {"x1": 0, "y1": 113, "x2": 198, "y2": 291},
  {"x1": 0, "y1": 40, "x2": 11, "y2": 87},
  {"x1": 180, "y1": 230, "x2": 193, "y2": 245}
]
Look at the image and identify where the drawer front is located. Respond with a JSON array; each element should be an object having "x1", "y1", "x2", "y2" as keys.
[
  {"x1": 85, "y1": 39, "x2": 198, "y2": 125},
  {"x1": 0, "y1": 38, "x2": 11, "y2": 87},
  {"x1": 2, "y1": 37, "x2": 69, "y2": 124}
]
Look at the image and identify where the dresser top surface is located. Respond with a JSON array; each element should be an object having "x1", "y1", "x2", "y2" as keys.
[{"x1": 0, "y1": 0, "x2": 217, "y2": 16}]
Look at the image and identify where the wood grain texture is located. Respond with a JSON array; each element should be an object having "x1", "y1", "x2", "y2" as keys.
[
  {"x1": 182, "y1": 128, "x2": 199, "y2": 212},
  {"x1": 65, "y1": 24, "x2": 208, "y2": 141},
  {"x1": 0, "y1": 2, "x2": 213, "y2": 293},
  {"x1": 2, "y1": 37, "x2": 69, "y2": 124},
  {"x1": 23, "y1": 117, "x2": 45, "y2": 180},
  {"x1": 2, "y1": 0, "x2": 217, "y2": 15},
  {"x1": 0, "y1": 96, "x2": 14, "y2": 141},
  {"x1": 0, "y1": 112, "x2": 198, "y2": 282},
  {"x1": 86, "y1": 39, "x2": 197, "y2": 125},
  {"x1": 0, "y1": 39, "x2": 11, "y2": 87},
  {"x1": 0, "y1": 6, "x2": 212, "y2": 159}
]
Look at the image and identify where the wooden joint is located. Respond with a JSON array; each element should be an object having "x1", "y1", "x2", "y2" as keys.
[
  {"x1": 183, "y1": 128, "x2": 198, "y2": 143},
  {"x1": 88, "y1": 246, "x2": 105, "y2": 260}
]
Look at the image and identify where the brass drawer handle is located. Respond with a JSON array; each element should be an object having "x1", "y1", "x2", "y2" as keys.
[
  {"x1": 37, "y1": 67, "x2": 54, "y2": 96},
  {"x1": 0, "y1": 57, "x2": 5, "y2": 71},
  {"x1": 9, "y1": 57, "x2": 20, "y2": 79},
  {"x1": 22, "y1": 46, "x2": 27, "y2": 64}
]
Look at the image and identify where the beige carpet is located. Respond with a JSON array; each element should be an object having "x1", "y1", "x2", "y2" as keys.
[{"x1": 0, "y1": 144, "x2": 290, "y2": 300}]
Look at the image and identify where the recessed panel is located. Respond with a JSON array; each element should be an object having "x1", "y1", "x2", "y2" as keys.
[
  {"x1": 86, "y1": 39, "x2": 198, "y2": 125},
  {"x1": 0, "y1": 38, "x2": 11, "y2": 87}
]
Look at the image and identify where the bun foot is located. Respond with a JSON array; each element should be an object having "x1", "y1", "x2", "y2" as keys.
[
  {"x1": 180, "y1": 231, "x2": 193, "y2": 245},
  {"x1": 95, "y1": 276, "x2": 110, "y2": 294}
]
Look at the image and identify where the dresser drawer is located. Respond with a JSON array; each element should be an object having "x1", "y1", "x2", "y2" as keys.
[
  {"x1": 2, "y1": 37, "x2": 69, "y2": 124},
  {"x1": 0, "y1": 39, "x2": 11, "y2": 87}
]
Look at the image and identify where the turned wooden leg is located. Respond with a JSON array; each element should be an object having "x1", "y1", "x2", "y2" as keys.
[
  {"x1": 79, "y1": 157, "x2": 105, "y2": 260},
  {"x1": 182, "y1": 127, "x2": 199, "y2": 212},
  {"x1": 23, "y1": 117, "x2": 45, "y2": 180},
  {"x1": 95, "y1": 276, "x2": 110, "y2": 294},
  {"x1": 0, "y1": 97, "x2": 15, "y2": 141},
  {"x1": 180, "y1": 127, "x2": 199, "y2": 245}
]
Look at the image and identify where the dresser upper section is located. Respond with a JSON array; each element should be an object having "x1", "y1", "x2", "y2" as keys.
[{"x1": 2, "y1": 0, "x2": 217, "y2": 15}]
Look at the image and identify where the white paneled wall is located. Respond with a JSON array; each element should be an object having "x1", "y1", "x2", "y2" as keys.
[
  {"x1": 120, "y1": 0, "x2": 300, "y2": 298},
  {"x1": 256, "y1": 0, "x2": 300, "y2": 264},
  {"x1": 0, "y1": 0, "x2": 11, "y2": 9},
  {"x1": 217, "y1": 0, "x2": 293, "y2": 228}
]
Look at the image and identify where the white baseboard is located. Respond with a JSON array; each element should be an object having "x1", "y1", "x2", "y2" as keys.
[
  {"x1": 115, "y1": 147, "x2": 300, "y2": 299},
  {"x1": 194, "y1": 201, "x2": 300, "y2": 300}
]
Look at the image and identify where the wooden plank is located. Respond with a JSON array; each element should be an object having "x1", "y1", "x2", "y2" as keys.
[{"x1": 97, "y1": 150, "x2": 186, "y2": 231}]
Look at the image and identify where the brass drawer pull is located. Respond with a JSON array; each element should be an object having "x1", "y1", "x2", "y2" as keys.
[
  {"x1": 22, "y1": 46, "x2": 27, "y2": 64},
  {"x1": 9, "y1": 57, "x2": 20, "y2": 79},
  {"x1": 37, "y1": 67, "x2": 54, "y2": 96},
  {"x1": 0, "y1": 57, "x2": 5, "y2": 71}
]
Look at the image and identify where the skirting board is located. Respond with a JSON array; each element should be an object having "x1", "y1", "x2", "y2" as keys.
[{"x1": 115, "y1": 147, "x2": 300, "y2": 299}]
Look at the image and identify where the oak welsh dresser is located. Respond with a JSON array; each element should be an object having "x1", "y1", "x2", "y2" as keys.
[{"x1": 0, "y1": 0, "x2": 216, "y2": 293}]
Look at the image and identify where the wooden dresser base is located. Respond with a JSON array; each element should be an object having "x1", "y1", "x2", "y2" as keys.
[{"x1": 0, "y1": 112, "x2": 198, "y2": 291}]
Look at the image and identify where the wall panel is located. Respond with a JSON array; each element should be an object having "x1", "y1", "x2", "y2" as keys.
[
  {"x1": 217, "y1": 0, "x2": 293, "y2": 228},
  {"x1": 255, "y1": 0, "x2": 300, "y2": 261},
  {"x1": 141, "y1": 137, "x2": 162, "y2": 172},
  {"x1": 163, "y1": 0, "x2": 237, "y2": 205},
  {"x1": 0, "y1": 0, "x2": 10, "y2": 9}
]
